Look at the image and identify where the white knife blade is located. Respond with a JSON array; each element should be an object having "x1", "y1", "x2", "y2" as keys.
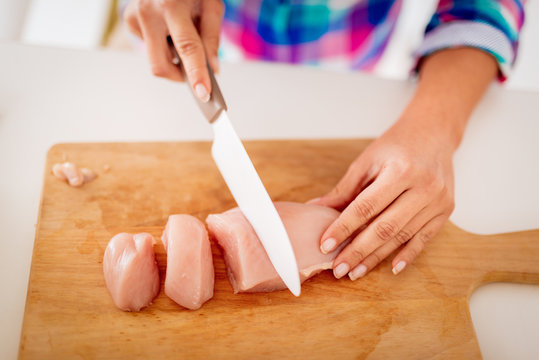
[
  {"x1": 168, "y1": 37, "x2": 301, "y2": 296},
  {"x1": 211, "y1": 111, "x2": 301, "y2": 296}
]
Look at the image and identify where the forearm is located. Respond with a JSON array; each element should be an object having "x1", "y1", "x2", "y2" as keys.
[
  {"x1": 317, "y1": 49, "x2": 499, "y2": 279},
  {"x1": 396, "y1": 48, "x2": 498, "y2": 151}
]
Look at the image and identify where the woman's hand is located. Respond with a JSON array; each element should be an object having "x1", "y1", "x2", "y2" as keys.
[
  {"x1": 312, "y1": 47, "x2": 497, "y2": 280},
  {"x1": 312, "y1": 119, "x2": 455, "y2": 280},
  {"x1": 124, "y1": 0, "x2": 224, "y2": 101}
]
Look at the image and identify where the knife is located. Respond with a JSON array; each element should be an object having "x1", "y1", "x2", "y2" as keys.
[{"x1": 168, "y1": 38, "x2": 301, "y2": 296}]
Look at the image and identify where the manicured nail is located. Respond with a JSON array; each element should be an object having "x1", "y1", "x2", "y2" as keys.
[
  {"x1": 195, "y1": 83, "x2": 210, "y2": 103},
  {"x1": 320, "y1": 238, "x2": 336, "y2": 254},
  {"x1": 349, "y1": 264, "x2": 367, "y2": 281},
  {"x1": 306, "y1": 197, "x2": 321, "y2": 205},
  {"x1": 392, "y1": 261, "x2": 406, "y2": 275},
  {"x1": 334, "y1": 263, "x2": 350, "y2": 279}
]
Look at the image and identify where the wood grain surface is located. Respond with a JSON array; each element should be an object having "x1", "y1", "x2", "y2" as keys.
[{"x1": 19, "y1": 140, "x2": 539, "y2": 359}]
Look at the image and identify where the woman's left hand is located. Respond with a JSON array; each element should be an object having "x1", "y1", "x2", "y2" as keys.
[
  {"x1": 311, "y1": 117, "x2": 456, "y2": 280},
  {"x1": 310, "y1": 48, "x2": 497, "y2": 280}
]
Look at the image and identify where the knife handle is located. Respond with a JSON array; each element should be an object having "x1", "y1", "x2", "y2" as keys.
[{"x1": 167, "y1": 36, "x2": 227, "y2": 123}]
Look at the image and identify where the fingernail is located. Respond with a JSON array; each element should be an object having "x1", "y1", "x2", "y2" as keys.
[
  {"x1": 195, "y1": 83, "x2": 210, "y2": 103},
  {"x1": 306, "y1": 197, "x2": 321, "y2": 205},
  {"x1": 320, "y1": 238, "x2": 336, "y2": 254},
  {"x1": 349, "y1": 264, "x2": 367, "y2": 281},
  {"x1": 392, "y1": 261, "x2": 407, "y2": 275},
  {"x1": 334, "y1": 263, "x2": 350, "y2": 279}
]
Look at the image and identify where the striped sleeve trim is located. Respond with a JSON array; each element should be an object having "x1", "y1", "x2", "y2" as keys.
[{"x1": 413, "y1": 20, "x2": 515, "y2": 81}]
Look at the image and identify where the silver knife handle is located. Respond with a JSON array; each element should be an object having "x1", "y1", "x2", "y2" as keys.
[{"x1": 168, "y1": 36, "x2": 227, "y2": 123}]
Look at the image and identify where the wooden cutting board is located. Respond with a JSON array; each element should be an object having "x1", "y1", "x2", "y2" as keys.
[{"x1": 19, "y1": 140, "x2": 539, "y2": 359}]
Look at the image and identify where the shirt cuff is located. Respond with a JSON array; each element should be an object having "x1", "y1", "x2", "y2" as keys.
[{"x1": 413, "y1": 20, "x2": 515, "y2": 81}]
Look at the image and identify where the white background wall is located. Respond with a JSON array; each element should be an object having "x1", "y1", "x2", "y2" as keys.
[{"x1": 0, "y1": 0, "x2": 31, "y2": 40}]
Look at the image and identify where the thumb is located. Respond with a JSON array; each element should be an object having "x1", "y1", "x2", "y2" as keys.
[{"x1": 309, "y1": 160, "x2": 370, "y2": 211}]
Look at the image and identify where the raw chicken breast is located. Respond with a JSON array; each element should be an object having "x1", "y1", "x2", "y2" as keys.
[
  {"x1": 103, "y1": 233, "x2": 160, "y2": 311},
  {"x1": 52, "y1": 162, "x2": 96, "y2": 187},
  {"x1": 206, "y1": 201, "x2": 346, "y2": 293},
  {"x1": 161, "y1": 215, "x2": 214, "y2": 310}
]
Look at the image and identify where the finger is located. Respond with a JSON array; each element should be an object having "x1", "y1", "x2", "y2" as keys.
[
  {"x1": 312, "y1": 157, "x2": 372, "y2": 210},
  {"x1": 391, "y1": 215, "x2": 448, "y2": 275},
  {"x1": 163, "y1": 1, "x2": 211, "y2": 101},
  {"x1": 123, "y1": 2, "x2": 143, "y2": 38},
  {"x1": 332, "y1": 189, "x2": 428, "y2": 279},
  {"x1": 138, "y1": 6, "x2": 183, "y2": 82},
  {"x1": 347, "y1": 204, "x2": 440, "y2": 280},
  {"x1": 200, "y1": 0, "x2": 224, "y2": 73},
  {"x1": 320, "y1": 166, "x2": 407, "y2": 255}
]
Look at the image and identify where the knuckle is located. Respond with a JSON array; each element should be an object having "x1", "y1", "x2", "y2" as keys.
[
  {"x1": 422, "y1": 172, "x2": 437, "y2": 189},
  {"x1": 368, "y1": 251, "x2": 383, "y2": 266},
  {"x1": 332, "y1": 182, "x2": 346, "y2": 199},
  {"x1": 417, "y1": 230, "x2": 432, "y2": 246},
  {"x1": 349, "y1": 245, "x2": 368, "y2": 262},
  {"x1": 124, "y1": 16, "x2": 139, "y2": 34},
  {"x1": 151, "y1": 64, "x2": 169, "y2": 77},
  {"x1": 335, "y1": 220, "x2": 354, "y2": 237},
  {"x1": 184, "y1": 64, "x2": 206, "y2": 79},
  {"x1": 426, "y1": 171, "x2": 445, "y2": 193},
  {"x1": 437, "y1": 184, "x2": 455, "y2": 214},
  {"x1": 393, "y1": 228, "x2": 413, "y2": 245},
  {"x1": 374, "y1": 220, "x2": 398, "y2": 242},
  {"x1": 392, "y1": 158, "x2": 413, "y2": 178},
  {"x1": 444, "y1": 185, "x2": 452, "y2": 198},
  {"x1": 174, "y1": 37, "x2": 202, "y2": 57},
  {"x1": 350, "y1": 199, "x2": 376, "y2": 223},
  {"x1": 159, "y1": 0, "x2": 179, "y2": 10},
  {"x1": 136, "y1": 0, "x2": 153, "y2": 14}
]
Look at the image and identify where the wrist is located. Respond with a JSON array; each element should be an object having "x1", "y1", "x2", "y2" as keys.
[
  {"x1": 394, "y1": 48, "x2": 497, "y2": 152},
  {"x1": 394, "y1": 98, "x2": 465, "y2": 154}
]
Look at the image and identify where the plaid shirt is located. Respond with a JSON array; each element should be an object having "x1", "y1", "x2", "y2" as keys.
[{"x1": 220, "y1": 0, "x2": 525, "y2": 80}]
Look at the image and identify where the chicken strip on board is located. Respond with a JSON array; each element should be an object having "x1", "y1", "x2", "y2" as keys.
[
  {"x1": 161, "y1": 215, "x2": 214, "y2": 310},
  {"x1": 103, "y1": 233, "x2": 160, "y2": 311},
  {"x1": 206, "y1": 202, "x2": 347, "y2": 293}
]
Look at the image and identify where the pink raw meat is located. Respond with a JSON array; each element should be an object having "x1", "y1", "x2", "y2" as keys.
[
  {"x1": 161, "y1": 215, "x2": 214, "y2": 310},
  {"x1": 103, "y1": 233, "x2": 160, "y2": 311},
  {"x1": 206, "y1": 201, "x2": 346, "y2": 293}
]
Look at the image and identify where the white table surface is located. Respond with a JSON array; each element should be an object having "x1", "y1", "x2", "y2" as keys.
[{"x1": 1, "y1": 42, "x2": 538, "y2": 359}]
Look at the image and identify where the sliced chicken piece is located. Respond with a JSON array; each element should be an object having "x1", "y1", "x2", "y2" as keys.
[
  {"x1": 52, "y1": 162, "x2": 96, "y2": 187},
  {"x1": 103, "y1": 233, "x2": 160, "y2": 311},
  {"x1": 80, "y1": 167, "x2": 97, "y2": 182},
  {"x1": 161, "y1": 215, "x2": 214, "y2": 310},
  {"x1": 206, "y1": 201, "x2": 346, "y2": 293}
]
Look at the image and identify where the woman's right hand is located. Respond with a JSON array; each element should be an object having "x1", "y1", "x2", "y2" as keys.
[{"x1": 124, "y1": 0, "x2": 224, "y2": 102}]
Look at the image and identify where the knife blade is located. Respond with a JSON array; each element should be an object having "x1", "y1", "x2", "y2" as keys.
[{"x1": 168, "y1": 38, "x2": 301, "y2": 296}]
